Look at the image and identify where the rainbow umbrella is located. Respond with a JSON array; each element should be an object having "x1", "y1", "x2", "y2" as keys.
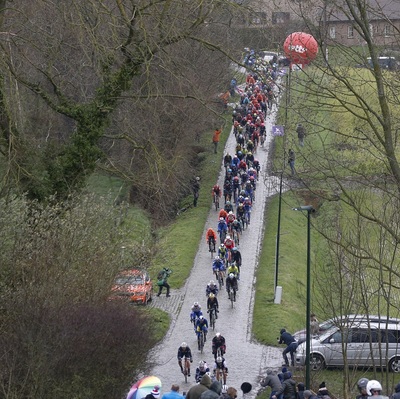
[{"x1": 127, "y1": 376, "x2": 162, "y2": 399}]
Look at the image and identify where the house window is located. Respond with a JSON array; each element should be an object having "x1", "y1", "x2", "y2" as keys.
[
  {"x1": 384, "y1": 25, "x2": 392, "y2": 37},
  {"x1": 251, "y1": 12, "x2": 266, "y2": 25},
  {"x1": 348, "y1": 26, "x2": 354, "y2": 38},
  {"x1": 329, "y1": 26, "x2": 336, "y2": 39},
  {"x1": 272, "y1": 12, "x2": 290, "y2": 24}
]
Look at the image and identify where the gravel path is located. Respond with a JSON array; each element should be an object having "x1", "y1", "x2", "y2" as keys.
[{"x1": 146, "y1": 101, "x2": 284, "y2": 397}]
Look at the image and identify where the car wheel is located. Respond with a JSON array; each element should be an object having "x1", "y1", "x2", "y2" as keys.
[
  {"x1": 389, "y1": 357, "x2": 400, "y2": 372},
  {"x1": 310, "y1": 354, "x2": 325, "y2": 371}
]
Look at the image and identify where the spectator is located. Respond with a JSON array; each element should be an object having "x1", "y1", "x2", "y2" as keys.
[
  {"x1": 356, "y1": 378, "x2": 369, "y2": 399},
  {"x1": 391, "y1": 382, "x2": 400, "y2": 399},
  {"x1": 163, "y1": 385, "x2": 185, "y2": 399},
  {"x1": 310, "y1": 313, "x2": 319, "y2": 335},
  {"x1": 213, "y1": 128, "x2": 222, "y2": 154},
  {"x1": 296, "y1": 123, "x2": 306, "y2": 147},
  {"x1": 145, "y1": 387, "x2": 161, "y2": 399},
  {"x1": 272, "y1": 372, "x2": 296, "y2": 399},
  {"x1": 297, "y1": 383, "x2": 305, "y2": 399},
  {"x1": 221, "y1": 387, "x2": 238, "y2": 399},
  {"x1": 278, "y1": 366, "x2": 287, "y2": 383},
  {"x1": 157, "y1": 267, "x2": 172, "y2": 297},
  {"x1": 304, "y1": 391, "x2": 317, "y2": 399},
  {"x1": 366, "y1": 380, "x2": 388, "y2": 398},
  {"x1": 200, "y1": 381, "x2": 222, "y2": 399},
  {"x1": 288, "y1": 149, "x2": 295, "y2": 175},
  {"x1": 186, "y1": 374, "x2": 212, "y2": 399},
  {"x1": 278, "y1": 329, "x2": 298, "y2": 367},
  {"x1": 261, "y1": 369, "x2": 282, "y2": 399},
  {"x1": 316, "y1": 382, "x2": 331, "y2": 399}
]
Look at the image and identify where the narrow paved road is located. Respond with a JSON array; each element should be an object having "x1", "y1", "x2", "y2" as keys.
[{"x1": 146, "y1": 101, "x2": 284, "y2": 397}]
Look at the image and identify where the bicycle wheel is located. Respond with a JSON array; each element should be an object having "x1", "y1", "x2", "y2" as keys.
[
  {"x1": 210, "y1": 310, "x2": 215, "y2": 331},
  {"x1": 184, "y1": 364, "x2": 188, "y2": 383},
  {"x1": 217, "y1": 273, "x2": 223, "y2": 290},
  {"x1": 230, "y1": 288, "x2": 234, "y2": 308},
  {"x1": 199, "y1": 332, "x2": 204, "y2": 354}
]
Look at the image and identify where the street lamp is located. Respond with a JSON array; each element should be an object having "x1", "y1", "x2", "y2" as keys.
[{"x1": 292, "y1": 205, "x2": 314, "y2": 389}]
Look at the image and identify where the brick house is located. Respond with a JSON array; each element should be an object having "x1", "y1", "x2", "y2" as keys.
[{"x1": 325, "y1": 0, "x2": 400, "y2": 46}]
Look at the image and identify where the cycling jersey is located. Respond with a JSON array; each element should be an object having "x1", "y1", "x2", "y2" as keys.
[
  {"x1": 206, "y1": 228, "x2": 217, "y2": 242},
  {"x1": 207, "y1": 297, "x2": 219, "y2": 310},
  {"x1": 217, "y1": 220, "x2": 228, "y2": 233},
  {"x1": 214, "y1": 358, "x2": 228, "y2": 372},
  {"x1": 212, "y1": 259, "x2": 225, "y2": 272},
  {"x1": 206, "y1": 284, "x2": 219, "y2": 296},
  {"x1": 227, "y1": 265, "x2": 239, "y2": 276},
  {"x1": 224, "y1": 237, "x2": 234, "y2": 250}
]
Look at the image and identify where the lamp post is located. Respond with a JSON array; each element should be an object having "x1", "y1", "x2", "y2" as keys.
[{"x1": 292, "y1": 205, "x2": 314, "y2": 389}]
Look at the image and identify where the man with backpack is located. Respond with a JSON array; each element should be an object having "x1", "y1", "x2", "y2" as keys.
[{"x1": 157, "y1": 267, "x2": 172, "y2": 297}]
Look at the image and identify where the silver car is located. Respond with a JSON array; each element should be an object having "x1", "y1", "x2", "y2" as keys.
[{"x1": 295, "y1": 317, "x2": 400, "y2": 372}]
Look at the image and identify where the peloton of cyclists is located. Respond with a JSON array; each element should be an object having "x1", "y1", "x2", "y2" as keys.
[{"x1": 177, "y1": 342, "x2": 193, "y2": 376}]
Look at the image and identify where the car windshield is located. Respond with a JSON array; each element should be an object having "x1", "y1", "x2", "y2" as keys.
[{"x1": 115, "y1": 275, "x2": 143, "y2": 285}]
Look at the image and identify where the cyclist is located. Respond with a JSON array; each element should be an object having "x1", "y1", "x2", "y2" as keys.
[
  {"x1": 248, "y1": 166, "x2": 257, "y2": 180},
  {"x1": 219, "y1": 208, "x2": 228, "y2": 220},
  {"x1": 227, "y1": 263, "x2": 239, "y2": 278},
  {"x1": 244, "y1": 180, "x2": 253, "y2": 201},
  {"x1": 244, "y1": 196, "x2": 252, "y2": 225},
  {"x1": 223, "y1": 179, "x2": 232, "y2": 203},
  {"x1": 218, "y1": 244, "x2": 227, "y2": 263},
  {"x1": 231, "y1": 247, "x2": 242, "y2": 277},
  {"x1": 226, "y1": 211, "x2": 236, "y2": 233},
  {"x1": 224, "y1": 201, "x2": 234, "y2": 214},
  {"x1": 232, "y1": 176, "x2": 241, "y2": 202},
  {"x1": 212, "y1": 332, "x2": 226, "y2": 359},
  {"x1": 231, "y1": 154, "x2": 240, "y2": 169},
  {"x1": 226, "y1": 273, "x2": 238, "y2": 301},
  {"x1": 238, "y1": 158, "x2": 247, "y2": 172},
  {"x1": 195, "y1": 360, "x2": 210, "y2": 383},
  {"x1": 223, "y1": 235, "x2": 235, "y2": 263},
  {"x1": 231, "y1": 219, "x2": 242, "y2": 245},
  {"x1": 213, "y1": 356, "x2": 228, "y2": 387},
  {"x1": 177, "y1": 342, "x2": 193, "y2": 376},
  {"x1": 212, "y1": 184, "x2": 221, "y2": 202},
  {"x1": 195, "y1": 315, "x2": 209, "y2": 349},
  {"x1": 206, "y1": 280, "x2": 219, "y2": 296},
  {"x1": 249, "y1": 175, "x2": 257, "y2": 193},
  {"x1": 213, "y1": 256, "x2": 226, "y2": 285},
  {"x1": 190, "y1": 302, "x2": 203, "y2": 324},
  {"x1": 224, "y1": 153, "x2": 232, "y2": 170},
  {"x1": 217, "y1": 217, "x2": 228, "y2": 242},
  {"x1": 207, "y1": 293, "x2": 219, "y2": 319},
  {"x1": 206, "y1": 228, "x2": 217, "y2": 252}
]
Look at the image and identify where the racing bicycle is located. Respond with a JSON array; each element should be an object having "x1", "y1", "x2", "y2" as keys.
[
  {"x1": 208, "y1": 237, "x2": 216, "y2": 258},
  {"x1": 213, "y1": 192, "x2": 220, "y2": 211},
  {"x1": 180, "y1": 356, "x2": 190, "y2": 383},
  {"x1": 198, "y1": 330, "x2": 206, "y2": 354},
  {"x1": 208, "y1": 307, "x2": 217, "y2": 331}
]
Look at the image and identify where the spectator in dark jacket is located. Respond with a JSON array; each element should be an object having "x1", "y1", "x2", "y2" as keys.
[
  {"x1": 316, "y1": 382, "x2": 331, "y2": 399},
  {"x1": 200, "y1": 381, "x2": 222, "y2": 399},
  {"x1": 272, "y1": 372, "x2": 296, "y2": 399},
  {"x1": 391, "y1": 383, "x2": 400, "y2": 399},
  {"x1": 261, "y1": 369, "x2": 283, "y2": 399},
  {"x1": 297, "y1": 383, "x2": 305, "y2": 399},
  {"x1": 304, "y1": 391, "x2": 317, "y2": 399},
  {"x1": 186, "y1": 374, "x2": 212, "y2": 399},
  {"x1": 278, "y1": 329, "x2": 298, "y2": 366}
]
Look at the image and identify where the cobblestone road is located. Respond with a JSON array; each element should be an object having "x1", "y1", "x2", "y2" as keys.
[{"x1": 146, "y1": 102, "x2": 284, "y2": 398}]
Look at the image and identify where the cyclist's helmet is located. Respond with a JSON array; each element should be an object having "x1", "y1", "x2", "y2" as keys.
[
  {"x1": 199, "y1": 315, "x2": 204, "y2": 320},
  {"x1": 209, "y1": 280, "x2": 215, "y2": 285},
  {"x1": 228, "y1": 211, "x2": 234, "y2": 215},
  {"x1": 199, "y1": 360, "x2": 206, "y2": 370},
  {"x1": 194, "y1": 301, "x2": 199, "y2": 307},
  {"x1": 220, "y1": 244, "x2": 225, "y2": 248},
  {"x1": 226, "y1": 201, "x2": 231, "y2": 205},
  {"x1": 219, "y1": 217, "x2": 224, "y2": 221},
  {"x1": 239, "y1": 203, "x2": 244, "y2": 208},
  {"x1": 233, "y1": 176, "x2": 239, "y2": 181},
  {"x1": 181, "y1": 342, "x2": 187, "y2": 348},
  {"x1": 232, "y1": 247, "x2": 238, "y2": 251},
  {"x1": 229, "y1": 273, "x2": 234, "y2": 278},
  {"x1": 216, "y1": 332, "x2": 221, "y2": 337},
  {"x1": 366, "y1": 380, "x2": 382, "y2": 396},
  {"x1": 357, "y1": 378, "x2": 369, "y2": 391},
  {"x1": 209, "y1": 293, "x2": 215, "y2": 299},
  {"x1": 216, "y1": 356, "x2": 223, "y2": 363},
  {"x1": 215, "y1": 256, "x2": 220, "y2": 260}
]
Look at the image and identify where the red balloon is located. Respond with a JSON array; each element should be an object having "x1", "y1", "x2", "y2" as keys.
[{"x1": 283, "y1": 32, "x2": 318, "y2": 64}]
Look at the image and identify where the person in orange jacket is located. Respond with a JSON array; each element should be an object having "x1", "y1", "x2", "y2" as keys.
[
  {"x1": 206, "y1": 228, "x2": 217, "y2": 248},
  {"x1": 212, "y1": 128, "x2": 222, "y2": 154}
]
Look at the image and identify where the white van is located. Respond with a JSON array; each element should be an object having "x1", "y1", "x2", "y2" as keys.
[{"x1": 295, "y1": 316, "x2": 400, "y2": 372}]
